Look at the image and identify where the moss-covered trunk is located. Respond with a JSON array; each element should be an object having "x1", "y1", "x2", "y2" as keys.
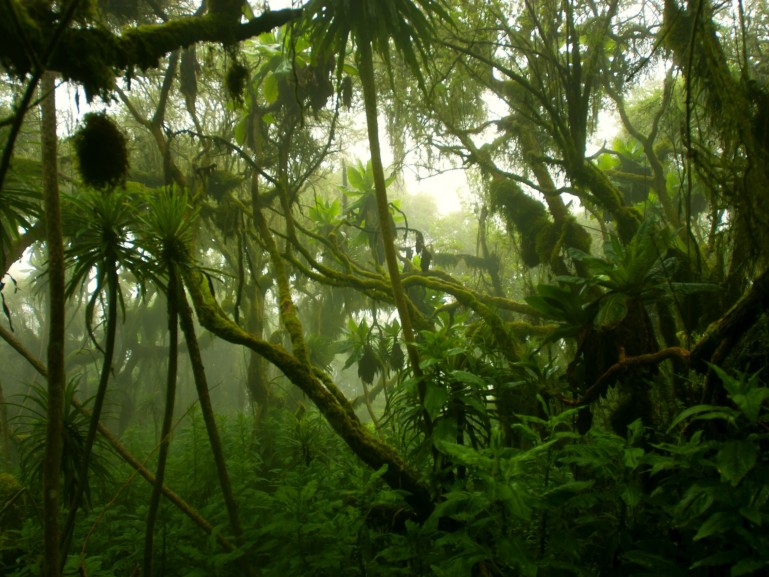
[{"x1": 41, "y1": 70, "x2": 65, "y2": 577}]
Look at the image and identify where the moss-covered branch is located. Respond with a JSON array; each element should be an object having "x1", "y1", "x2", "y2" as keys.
[
  {"x1": 182, "y1": 267, "x2": 434, "y2": 519},
  {"x1": 0, "y1": 4, "x2": 301, "y2": 98}
]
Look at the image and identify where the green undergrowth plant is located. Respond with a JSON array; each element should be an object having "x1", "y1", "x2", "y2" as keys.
[
  {"x1": 637, "y1": 366, "x2": 769, "y2": 576},
  {"x1": 4, "y1": 366, "x2": 767, "y2": 576},
  {"x1": 402, "y1": 365, "x2": 769, "y2": 577},
  {"x1": 13, "y1": 380, "x2": 113, "y2": 509}
]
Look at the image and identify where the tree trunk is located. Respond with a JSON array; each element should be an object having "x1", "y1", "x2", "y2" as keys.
[
  {"x1": 61, "y1": 260, "x2": 119, "y2": 559},
  {"x1": 41, "y1": 70, "x2": 66, "y2": 577},
  {"x1": 144, "y1": 263, "x2": 179, "y2": 577},
  {"x1": 177, "y1": 279, "x2": 243, "y2": 539},
  {"x1": 184, "y1": 269, "x2": 435, "y2": 520},
  {"x1": 0, "y1": 322, "x2": 238, "y2": 553},
  {"x1": 0, "y1": 378, "x2": 11, "y2": 465},
  {"x1": 357, "y1": 37, "x2": 428, "y2": 427}
]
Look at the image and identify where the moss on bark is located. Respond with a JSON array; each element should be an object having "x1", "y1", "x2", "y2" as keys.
[
  {"x1": 1, "y1": 5, "x2": 300, "y2": 99},
  {"x1": 183, "y1": 268, "x2": 434, "y2": 518}
]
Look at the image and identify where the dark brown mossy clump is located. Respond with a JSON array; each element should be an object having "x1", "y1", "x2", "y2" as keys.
[
  {"x1": 73, "y1": 113, "x2": 129, "y2": 190},
  {"x1": 225, "y1": 59, "x2": 248, "y2": 104}
]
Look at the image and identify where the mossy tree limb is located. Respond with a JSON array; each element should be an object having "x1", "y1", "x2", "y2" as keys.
[
  {"x1": 0, "y1": 5, "x2": 301, "y2": 99},
  {"x1": 182, "y1": 267, "x2": 434, "y2": 519},
  {"x1": 691, "y1": 267, "x2": 769, "y2": 401}
]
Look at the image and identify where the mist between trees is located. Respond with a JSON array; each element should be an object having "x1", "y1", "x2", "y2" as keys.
[{"x1": 1, "y1": 0, "x2": 769, "y2": 576}]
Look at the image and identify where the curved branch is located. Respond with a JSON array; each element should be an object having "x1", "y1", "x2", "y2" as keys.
[
  {"x1": 562, "y1": 346, "x2": 691, "y2": 406},
  {"x1": 3, "y1": 7, "x2": 301, "y2": 98},
  {"x1": 182, "y1": 267, "x2": 434, "y2": 519}
]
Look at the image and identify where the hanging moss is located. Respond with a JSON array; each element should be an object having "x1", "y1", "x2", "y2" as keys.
[
  {"x1": 225, "y1": 58, "x2": 248, "y2": 104},
  {"x1": 564, "y1": 217, "x2": 591, "y2": 253},
  {"x1": 0, "y1": 0, "x2": 42, "y2": 76},
  {"x1": 206, "y1": 169, "x2": 241, "y2": 201},
  {"x1": 72, "y1": 112, "x2": 129, "y2": 190},
  {"x1": 748, "y1": 80, "x2": 769, "y2": 153},
  {"x1": 489, "y1": 178, "x2": 552, "y2": 267},
  {"x1": 179, "y1": 45, "x2": 199, "y2": 107},
  {"x1": 358, "y1": 344, "x2": 379, "y2": 385},
  {"x1": 50, "y1": 27, "x2": 120, "y2": 99},
  {"x1": 342, "y1": 75, "x2": 353, "y2": 109}
]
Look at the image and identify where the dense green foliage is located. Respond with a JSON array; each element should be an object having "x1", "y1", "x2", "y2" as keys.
[{"x1": 1, "y1": 0, "x2": 769, "y2": 575}]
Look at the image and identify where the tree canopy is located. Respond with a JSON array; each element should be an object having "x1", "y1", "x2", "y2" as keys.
[{"x1": 1, "y1": 0, "x2": 769, "y2": 575}]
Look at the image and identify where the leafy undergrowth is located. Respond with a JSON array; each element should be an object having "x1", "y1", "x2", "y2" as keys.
[{"x1": 2, "y1": 367, "x2": 769, "y2": 576}]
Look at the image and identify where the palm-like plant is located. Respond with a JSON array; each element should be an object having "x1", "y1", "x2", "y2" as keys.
[
  {"x1": 0, "y1": 160, "x2": 41, "y2": 275},
  {"x1": 136, "y1": 189, "x2": 189, "y2": 577},
  {"x1": 60, "y1": 186, "x2": 149, "y2": 557},
  {"x1": 138, "y1": 189, "x2": 243, "y2": 575},
  {"x1": 15, "y1": 379, "x2": 112, "y2": 512},
  {"x1": 299, "y1": 0, "x2": 451, "y2": 419}
]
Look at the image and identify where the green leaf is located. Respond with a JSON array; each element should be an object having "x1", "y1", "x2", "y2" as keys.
[
  {"x1": 432, "y1": 417, "x2": 460, "y2": 446},
  {"x1": 234, "y1": 116, "x2": 247, "y2": 146},
  {"x1": 694, "y1": 511, "x2": 731, "y2": 541},
  {"x1": 716, "y1": 439, "x2": 758, "y2": 486},
  {"x1": 346, "y1": 162, "x2": 367, "y2": 191},
  {"x1": 668, "y1": 282, "x2": 721, "y2": 296},
  {"x1": 738, "y1": 505, "x2": 762, "y2": 526},
  {"x1": 623, "y1": 550, "x2": 687, "y2": 575},
  {"x1": 524, "y1": 295, "x2": 564, "y2": 320},
  {"x1": 434, "y1": 440, "x2": 490, "y2": 468},
  {"x1": 595, "y1": 292, "x2": 629, "y2": 329},
  {"x1": 496, "y1": 536, "x2": 537, "y2": 577},
  {"x1": 689, "y1": 550, "x2": 740, "y2": 569},
  {"x1": 623, "y1": 446, "x2": 645, "y2": 470},
  {"x1": 667, "y1": 404, "x2": 739, "y2": 432},
  {"x1": 497, "y1": 482, "x2": 532, "y2": 520},
  {"x1": 449, "y1": 369, "x2": 486, "y2": 388},
  {"x1": 424, "y1": 382, "x2": 448, "y2": 419},
  {"x1": 621, "y1": 478, "x2": 643, "y2": 507},
  {"x1": 263, "y1": 71, "x2": 279, "y2": 103},
  {"x1": 540, "y1": 480, "x2": 594, "y2": 507},
  {"x1": 710, "y1": 365, "x2": 769, "y2": 424},
  {"x1": 300, "y1": 478, "x2": 318, "y2": 502},
  {"x1": 731, "y1": 558, "x2": 767, "y2": 576}
]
